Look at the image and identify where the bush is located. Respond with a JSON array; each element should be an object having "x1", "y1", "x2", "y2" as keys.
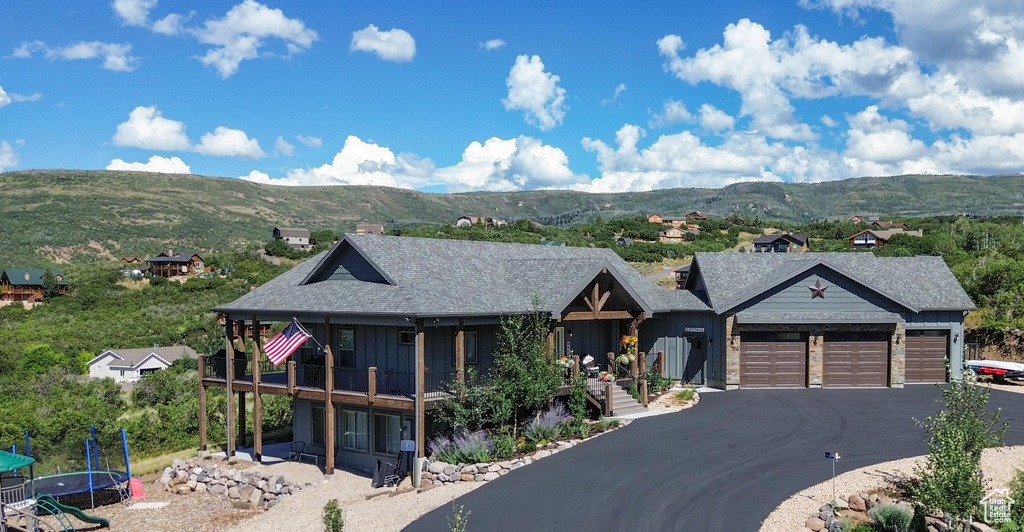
[
  {"x1": 566, "y1": 376, "x2": 590, "y2": 437},
  {"x1": 428, "y1": 431, "x2": 494, "y2": 464},
  {"x1": 911, "y1": 381, "x2": 1007, "y2": 526},
  {"x1": 592, "y1": 419, "x2": 619, "y2": 433},
  {"x1": 492, "y1": 432, "x2": 516, "y2": 460},
  {"x1": 322, "y1": 498, "x2": 343, "y2": 532},
  {"x1": 522, "y1": 403, "x2": 570, "y2": 444},
  {"x1": 868, "y1": 503, "x2": 913, "y2": 532},
  {"x1": 675, "y1": 389, "x2": 696, "y2": 402},
  {"x1": 1008, "y1": 469, "x2": 1024, "y2": 526},
  {"x1": 646, "y1": 368, "x2": 672, "y2": 393},
  {"x1": 148, "y1": 275, "x2": 169, "y2": 286}
]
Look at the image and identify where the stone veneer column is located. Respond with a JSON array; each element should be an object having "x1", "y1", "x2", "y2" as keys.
[
  {"x1": 725, "y1": 314, "x2": 740, "y2": 389},
  {"x1": 890, "y1": 322, "x2": 906, "y2": 388},
  {"x1": 808, "y1": 328, "x2": 824, "y2": 388}
]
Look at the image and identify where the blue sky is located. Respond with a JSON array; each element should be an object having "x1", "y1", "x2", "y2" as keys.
[{"x1": 2, "y1": 0, "x2": 1024, "y2": 192}]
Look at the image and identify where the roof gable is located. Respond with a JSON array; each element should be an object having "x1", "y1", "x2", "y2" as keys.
[
  {"x1": 302, "y1": 238, "x2": 393, "y2": 285},
  {"x1": 1, "y1": 268, "x2": 67, "y2": 286}
]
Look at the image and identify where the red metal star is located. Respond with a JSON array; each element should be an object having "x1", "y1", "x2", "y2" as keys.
[{"x1": 809, "y1": 279, "x2": 827, "y2": 299}]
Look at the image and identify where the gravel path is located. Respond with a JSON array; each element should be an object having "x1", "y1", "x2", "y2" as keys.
[{"x1": 760, "y1": 445, "x2": 1024, "y2": 531}]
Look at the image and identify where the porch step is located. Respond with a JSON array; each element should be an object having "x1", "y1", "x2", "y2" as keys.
[{"x1": 607, "y1": 385, "x2": 647, "y2": 416}]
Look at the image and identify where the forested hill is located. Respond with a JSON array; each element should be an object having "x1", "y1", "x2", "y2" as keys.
[{"x1": 3, "y1": 169, "x2": 1024, "y2": 265}]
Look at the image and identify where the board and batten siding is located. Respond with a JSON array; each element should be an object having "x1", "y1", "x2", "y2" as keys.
[
  {"x1": 423, "y1": 324, "x2": 499, "y2": 373},
  {"x1": 905, "y1": 310, "x2": 966, "y2": 380},
  {"x1": 737, "y1": 267, "x2": 904, "y2": 315},
  {"x1": 640, "y1": 312, "x2": 724, "y2": 387},
  {"x1": 565, "y1": 320, "x2": 620, "y2": 365}
]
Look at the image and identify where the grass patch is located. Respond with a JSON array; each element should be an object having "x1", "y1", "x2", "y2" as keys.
[
  {"x1": 131, "y1": 448, "x2": 201, "y2": 476},
  {"x1": 675, "y1": 389, "x2": 696, "y2": 402}
]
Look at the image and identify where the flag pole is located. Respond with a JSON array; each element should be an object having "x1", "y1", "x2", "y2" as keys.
[{"x1": 292, "y1": 317, "x2": 326, "y2": 354}]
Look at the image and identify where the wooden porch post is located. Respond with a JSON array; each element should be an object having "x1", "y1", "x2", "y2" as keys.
[
  {"x1": 323, "y1": 317, "x2": 335, "y2": 474},
  {"x1": 658, "y1": 350, "x2": 666, "y2": 379},
  {"x1": 455, "y1": 320, "x2": 465, "y2": 385},
  {"x1": 237, "y1": 391, "x2": 246, "y2": 448},
  {"x1": 572, "y1": 354, "x2": 580, "y2": 380},
  {"x1": 639, "y1": 351, "x2": 648, "y2": 406},
  {"x1": 368, "y1": 367, "x2": 377, "y2": 404},
  {"x1": 415, "y1": 319, "x2": 426, "y2": 458},
  {"x1": 604, "y1": 382, "x2": 614, "y2": 417},
  {"x1": 287, "y1": 360, "x2": 296, "y2": 394},
  {"x1": 251, "y1": 316, "x2": 263, "y2": 463},
  {"x1": 198, "y1": 355, "x2": 207, "y2": 452},
  {"x1": 225, "y1": 317, "x2": 236, "y2": 457}
]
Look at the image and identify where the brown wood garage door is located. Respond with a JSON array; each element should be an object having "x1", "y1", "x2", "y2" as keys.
[
  {"x1": 824, "y1": 332, "x2": 889, "y2": 387},
  {"x1": 740, "y1": 332, "x2": 807, "y2": 388},
  {"x1": 905, "y1": 331, "x2": 948, "y2": 383}
]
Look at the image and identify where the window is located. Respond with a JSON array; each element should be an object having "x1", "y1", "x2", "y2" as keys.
[
  {"x1": 338, "y1": 328, "x2": 355, "y2": 368},
  {"x1": 341, "y1": 410, "x2": 368, "y2": 452},
  {"x1": 554, "y1": 327, "x2": 566, "y2": 357},
  {"x1": 465, "y1": 330, "x2": 479, "y2": 365},
  {"x1": 374, "y1": 413, "x2": 402, "y2": 456},
  {"x1": 311, "y1": 405, "x2": 325, "y2": 446},
  {"x1": 398, "y1": 329, "x2": 416, "y2": 345}
]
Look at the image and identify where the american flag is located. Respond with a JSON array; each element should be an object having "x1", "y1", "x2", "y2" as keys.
[{"x1": 263, "y1": 320, "x2": 312, "y2": 365}]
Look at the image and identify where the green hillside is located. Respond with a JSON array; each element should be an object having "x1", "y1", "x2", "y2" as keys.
[{"x1": 3, "y1": 169, "x2": 1024, "y2": 265}]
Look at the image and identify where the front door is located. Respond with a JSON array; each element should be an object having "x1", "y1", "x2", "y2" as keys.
[{"x1": 683, "y1": 336, "x2": 706, "y2": 384}]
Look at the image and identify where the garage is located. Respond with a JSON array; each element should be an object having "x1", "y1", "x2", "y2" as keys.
[
  {"x1": 905, "y1": 331, "x2": 948, "y2": 383},
  {"x1": 740, "y1": 332, "x2": 806, "y2": 388},
  {"x1": 824, "y1": 332, "x2": 889, "y2": 387}
]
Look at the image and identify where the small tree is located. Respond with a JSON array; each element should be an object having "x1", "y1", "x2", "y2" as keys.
[
  {"x1": 41, "y1": 269, "x2": 60, "y2": 298},
  {"x1": 322, "y1": 498, "x2": 343, "y2": 532},
  {"x1": 912, "y1": 382, "x2": 1007, "y2": 529},
  {"x1": 489, "y1": 313, "x2": 562, "y2": 435}
]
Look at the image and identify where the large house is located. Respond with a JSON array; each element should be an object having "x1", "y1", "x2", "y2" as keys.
[
  {"x1": 203, "y1": 234, "x2": 973, "y2": 475},
  {"x1": 871, "y1": 221, "x2": 909, "y2": 230},
  {"x1": 88, "y1": 345, "x2": 198, "y2": 383},
  {"x1": 273, "y1": 227, "x2": 311, "y2": 249},
  {"x1": 849, "y1": 228, "x2": 923, "y2": 249},
  {"x1": 0, "y1": 268, "x2": 68, "y2": 302},
  {"x1": 355, "y1": 224, "x2": 385, "y2": 236},
  {"x1": 146, "y1": 251, "x2": 205, "y2": 278},
  {"x1": 752, "y1": 233, "x2": 808, "y2": 253}
]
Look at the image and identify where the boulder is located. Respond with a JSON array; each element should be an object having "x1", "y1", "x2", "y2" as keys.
[
  {"x1": 460, "y1": 473, "x2": 474, "y2": 482},
  {"x1": 176, "y1": 485, "x2": 192, "y2": 495},
  {"x1": 195, "y1": 483, "x2": 208, "y2": 493},
  {"x1": 160, "y1": 471, "x2": 172, "y2": 486},
  {"x1": 227, "y1": 486, "x2": 240, "y2": 499},
  {"x1": 482, "y1": 472, "x2": 499, "y2": 481},
  {"x1": 534, "y1": 450, "x2": 551, "y2": 459},
  {"x1": 191, "y1": 466, "x2": 203, "y2": 475},
  {"x1": 444, "y1": 465, "x2": 457, "y2": 476},
  {"x1": 462, "y1": 465, "x2": 477, "y2": 475},
  {"x1": 239, "y1": 485, "x2": 254, "y2": 501},
  {"x1": 805, "y1": 517, "x2": 825, "y2": 531},
  {"x1": 186, "y1": 479, "x2": 198, "y2": 490},
  {"x1": 487, "y1": 464, "x2": 502, "y2": 473},
  {"x1": 428, "y1": 462, "x2": 447, "y2": 474},
  {"x1": 832, "y1": 498, "x2": 849, "y2": 510},
  {"x1": 474, "y1": 474, "x2": 484, "y2": 482},
  {"x1": 475, "y1": 463, "x2": 489, "y2": 470},
  {"x1": 437, "y1": 473, "x2": 450, "y2": 483},
  {"x1": 209, "y1": 484, "x2": 226, "y2": 495},
  {"x1": 510, "y1": 463, "x2": 524, "y2": 471},
  {"x1": 275, "y1": 475, "x2": 286, "y2": 487},
  {"x1": 925, "y1": 517, "x2": 950, "y2": 532},
  {"x1": 248, "y1": 488, "x2": 263, "y2": 506},
  {"x1": 819, "y1": 508, "x2": 834, "y2": 522},
  {"x1": 971, "y1": 523, "x2": 997, "y2": 532},
  {"x1": 848, "y1": 494, "x2": 866, "y2": 512},
  {"x1": 498, "y1": 461, "x2": 512, "y2": 469}
]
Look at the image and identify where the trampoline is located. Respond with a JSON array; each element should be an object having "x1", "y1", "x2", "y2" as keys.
[{"x1": 33, "y1": 470, "x2": 129, "y2": 497}]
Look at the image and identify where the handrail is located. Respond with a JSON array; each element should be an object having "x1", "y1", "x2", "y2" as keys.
[
  {"x1": 297, "y1": 363, "x2": 326, "y2": 389},
  {"x1": 0, "y1": 481, "x2": 26, "y2": 506}
]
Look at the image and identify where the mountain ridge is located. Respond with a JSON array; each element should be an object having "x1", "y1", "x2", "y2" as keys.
[{"x1": 2, "y1": 169, "x2": 1023, "y2": 265}]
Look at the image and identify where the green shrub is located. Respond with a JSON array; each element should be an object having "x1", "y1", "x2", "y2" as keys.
[
  {"x1": 645, "y1": 368, "x2": 672, "y2": 393},
  {"x1": 148, "y1": 275, "x2": 169, "y2": 286},
  {"x1": 675, "y1": 389, "x2": 696, "y2": 402},
  {"x1": 492, "y1": 432, "x2": 516, "y2": 460},
  {"x1": 322, "y1": 498, "x2": 343, "y2": 532},
  {"x1": 522, "y1": 404, "x2": 569, "y2": 444},
  {"x1": 868, "y1": 503, "x2": 913, "y2": 532},
  {"x1": 566, "y1": 375, "x2": 590, "y2": 436},
  {"x1": 428, "y1": 431, "x2": 494, "y2": 464},
  {"x1": 1008, "y1": 469, "x2": 1024, "y2": 526}
]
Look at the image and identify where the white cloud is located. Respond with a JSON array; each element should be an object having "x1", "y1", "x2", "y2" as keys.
[
  {"x1": 350, "y1": 24, "x2": 416, "y2": 63},
  {"x1": 481, "y1": 38, "x2": 506, "y2": 51},
  {"x1": 193, "y1": 0, "x2": 318, "y2": 78},
  {"x1": 601, "y1": 83, "x2": 627, "y2": 106},
  {"x1": 274, "y1": 135, "x2": 294, "y2": 156},
  {"x1": 844, "y1": 105, "x2": 927, "y2": 165},
  {"x1": 13, "y1": 41, "x2": 139, "y2": 71},
  {"x1": 10, "y1": 92, "x2": 42, "y2": 102},
  {"x1": 244, "y1": 135, "x2": 416, "y2": 187},
  {"x1": 699, "y1": 104, "x2": 736, "y2": 133},
  {"x1": 296, "y1": 134, "x2": 322, "y2": 148},
  {"x1": 649, "y1": 99, "x2": 692, "y2": 128},
  {"x1": 0, "y1": 141, "x2": 17, "y2": 171},
  {"x1": 503, "y1": 55, "x2": 568, "y2": 131},
  {"x1": 820, "y1": 114, "x2": 838, "y2": 127},
  {"x1": 0, "y1": 87, "x2": 10, "y2": 109},
  {"x1": 113, "y1": 106, "x2": 191, "y2": 150},
  {"x1": 106, "y1": 155, "x2": 192, "y2": 174},
  {"x1": 195, "y1": 126, "x2": 264, "y2": 158},
  {"x1": 112, "y1": 0, "x2": 157, "y2": 27},
  {"x1": 152, "y1": 13, "x2": 186, "y2": 36}
]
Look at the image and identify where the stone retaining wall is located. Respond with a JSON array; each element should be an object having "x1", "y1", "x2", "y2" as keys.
[
  {"x1": 159, "y1": 458, "x2": 310, "y2": 510},
  {"x1": 422, "y1": 439, "x2": 580, "y2": 486}
]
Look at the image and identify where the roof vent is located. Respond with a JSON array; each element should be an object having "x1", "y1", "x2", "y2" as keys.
[{"x1": 24, "y1": 272, "x2": 30, "y2": 281}]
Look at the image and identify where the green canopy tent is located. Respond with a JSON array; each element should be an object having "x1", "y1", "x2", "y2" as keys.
[
  {"x1": 0, "y1": 450, "x2": 35, "y2": 474},
  {"x1": 0, "y1": 449, "x2": 35, "y2": 515}
]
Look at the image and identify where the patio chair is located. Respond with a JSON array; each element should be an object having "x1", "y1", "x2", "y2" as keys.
[
  {"x1": 288, "y1": 441, "x2": 307, "y2": 461},
  {"x1": 581, "y1": 354, "x2": 600, "y2": 378}
]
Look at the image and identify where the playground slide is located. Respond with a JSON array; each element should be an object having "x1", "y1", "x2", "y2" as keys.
[{"x1": 36, "y1": 494, "x2": 110, "y2": 529}]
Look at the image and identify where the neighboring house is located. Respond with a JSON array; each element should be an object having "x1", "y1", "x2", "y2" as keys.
[
  {"x1": 455, "y1": 216, "x2": 482, "y2": 227},
  {"x1": 849, "y1": 216, "x2": 864, "y2": 224},
  {"x1": 121, "y1": 256, "x2": 145, "y2": 264},
  {"x1": 355, "y1": 224, "x2": 385, "y2": 236},
  {"x1": 686, "y1": 211, "x2": 709, "y2": 220},
  {"x1": 616, "y1": 237, "x2": 633, "y2": 246},
  {"x1": 204, "y1": 235, "x2": 973, "y2": 475},
  {"x1": 273, "y1": 227, "x2": 311, "y2": 249},
  {"x1": 0, "y1": 269, "x2": 68, "y2": 302},
  {"x1": 659, "y1": 227, "x2": 686, "y2": 243},
  {"x1": 848, "y1": 229, "x2": 923, "y2": 249},
  {"x1": 674, "y1": 264, "x2": 691, "y2": 289},
  {"x1": 88, "y1": 346, "x2": 198, "y2": 383},
  {"x1": 146, "y1": 250, "x2": 205, "y2": 278},
  {"x1": 752, "y1": 234, "x2": 808, "y2": 253},
  {"x1": 647, "y1": 213, "x2": 664, "y2": 224},
  {"x1": 871, "y1": 221, "x2": 909, "y2": 230},
  {"x1": 647, "y1": 214, "x2": 688, "y2": 228}
]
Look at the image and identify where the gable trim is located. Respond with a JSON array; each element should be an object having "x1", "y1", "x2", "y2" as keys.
[
  {"x1": 549, "y1": 259, "x2": 654, "y2": 319},
  {"x1": 87, "y1": 350, "x2": 123, "y2": 367},
  {"x1": 300, "y1": 236, "x2": 396, "y2": 286}
]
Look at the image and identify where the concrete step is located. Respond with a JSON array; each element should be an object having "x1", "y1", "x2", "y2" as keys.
[{"x1": 611, "y1": 404, "x2": 647, "y2": 416}]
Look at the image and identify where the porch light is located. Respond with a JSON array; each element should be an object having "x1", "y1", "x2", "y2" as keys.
[
  {"x1": 896, "y1": 333, "x2": 901, "y2": 345},
  {"x1": 954, "y1": 333, "x2": 960, "y2": 344}
]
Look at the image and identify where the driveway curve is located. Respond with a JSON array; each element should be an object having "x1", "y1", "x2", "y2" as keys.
[{"x1": 406, "y1": 386, "x2": 1024, "y2": 532}]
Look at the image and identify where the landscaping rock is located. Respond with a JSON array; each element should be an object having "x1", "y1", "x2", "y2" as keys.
[
  {"x1": 848, "y1": 494, "x2": 866, "y2": 512},
  {"x1": 925, "y1": 516, "x2": 950, "y2": 532},
  {"x1": 460, "y1": 473, "x2": 474, "y2": 482},
  {"x1": 498, "y1": 461, "x2": 512, "y2": 469},
  {"x1": 195, "y1": 482, "x2": 207, "y2": 493},
  {"x1": 482, "y1": 472, "x2": 499, "y2": 481},
  {"x1": 832, "y1": 498, "x2": 849, "y2": 510},
  {"x1": 462, "y1": 465, "x2": 477, "y2": 475},
  {"x1": 534, "y1": 450, "x2": 551, "y2": 459},
  {"x1": 176, "y1": 485, "x2": 192, "y2": 495},
  {"x1": 487, "y1": 464, "x2": 502, "y2": 473},
  {"x1": 971, "y1": 523, "x2": 997, "y2": 532},
  {"x1": 805, "y1": 517, "x2": 825, "y2": 531},
  {"x1": 444, "y1": 465, "x2": 457, "y2": 476},
  {"x1": 428, "y1": 462, "x2": 447, "y2": 474},
  {"x1": 227, "y1": 486, "x2": 240, "y2": 499}
]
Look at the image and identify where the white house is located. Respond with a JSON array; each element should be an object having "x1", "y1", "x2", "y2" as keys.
[{"x1": 88, "y1": 345, "x2": 198, "y2": 383}]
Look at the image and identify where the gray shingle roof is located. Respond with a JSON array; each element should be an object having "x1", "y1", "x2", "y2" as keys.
[
  {"x1": 215, "y1": 234, "x2": 710, "y2": 318},
  {"x1": 736, "y1": 311, "x2": 904, "y2": 324},
  {"x1": 91, "y1": 345, "x2": 197, "y2": 368},
  {"x1": 692, "y1": 252, "x2": 975, "y2": 313},
  {"x1": 146, "y1": 251, "x2": 200, "y2": 263}
]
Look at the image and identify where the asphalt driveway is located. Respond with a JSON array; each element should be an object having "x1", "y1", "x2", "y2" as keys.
[{"x1": 406, "y1": 386, "x2": 1024, "y2": 532}]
